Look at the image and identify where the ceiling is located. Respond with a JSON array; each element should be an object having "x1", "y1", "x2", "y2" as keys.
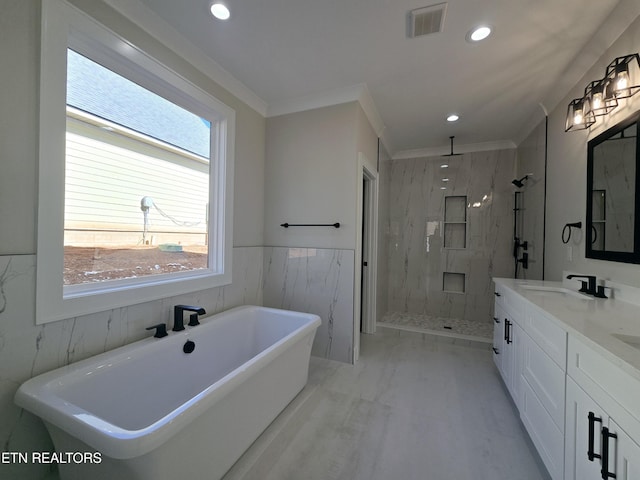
[{"x1": 134, "y1": 0, "x2": 623, "y2": 156}]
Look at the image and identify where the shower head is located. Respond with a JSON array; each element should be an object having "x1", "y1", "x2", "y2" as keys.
[
  {"x1": 512, "y1": 174, "x2": 532, "y2": 188},
  {"x1": 442, "y1": 136, "x2": 463, "y2": 157}
]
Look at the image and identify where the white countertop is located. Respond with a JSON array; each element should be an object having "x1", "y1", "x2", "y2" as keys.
[{"x1": 493, "y1": 277, "x2": 640, "y2": 383}]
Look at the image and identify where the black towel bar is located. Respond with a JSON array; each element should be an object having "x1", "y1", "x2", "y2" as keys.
[{"x1": 280, "y1": 222, "x2": 340, "y2": 228}]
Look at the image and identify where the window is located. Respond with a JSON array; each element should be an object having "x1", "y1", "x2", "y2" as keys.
[{"x1": 37, "y1": 0, "x2": 235, "y2": 324}]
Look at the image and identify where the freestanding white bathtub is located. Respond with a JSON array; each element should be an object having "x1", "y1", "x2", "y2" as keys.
[{"x1": 15, "y1": 305, "x2": 320, "y2": 480}]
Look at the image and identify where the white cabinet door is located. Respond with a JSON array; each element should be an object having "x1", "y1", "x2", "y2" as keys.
[
  {"x1": 565, "y1": 377, "x2": 606, "y2": 480},
  {"x1": 608, "y1": 419, "x2": 640, "y2": 480},
  {"x1": 522, "y1": 332, "x2": 565, "y2": 430},
  {"x1": 492, "y1": 304, "x2": 504, "y2": 372},
  {"x1": 506, "y1": 321, "x2": 523, "y2": 405}
]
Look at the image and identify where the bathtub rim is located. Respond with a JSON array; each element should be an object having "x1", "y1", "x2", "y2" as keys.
[{"x1": 15, "y1": 305, "x2": 321, "y2": 459}]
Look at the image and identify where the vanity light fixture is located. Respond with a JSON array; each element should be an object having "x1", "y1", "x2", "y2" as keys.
[
  {"x1": 565, "y1": 53, "x2": 640, "y2": 133},
  {"x1": 565, "y1": 97, "x2": 595, "y2": 132},
  {"x1": 585, "y1": 79, "x2": 617, "y2": 117},
  {"x1": 603, "y1": 54, "x2": 640, "y2": 101},
  {"x1": 210, "y1": 1, "x2": 230, "y2": 20}
]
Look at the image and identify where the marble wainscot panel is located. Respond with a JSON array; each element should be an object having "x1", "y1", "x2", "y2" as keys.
[
  {"x1": 386, "y1": 149, "x2": 515, "y2": 326},
  {"x1": 0, "y1": 247, "x2": 262, "y2": 480},
  {"x1": 263, "y1": 247, "x2": 354, "y2": 364}
]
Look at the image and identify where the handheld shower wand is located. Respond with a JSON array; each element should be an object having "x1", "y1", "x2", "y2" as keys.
[{"x1": 512, "y1": 174, "x2": 533, "y2": 188}]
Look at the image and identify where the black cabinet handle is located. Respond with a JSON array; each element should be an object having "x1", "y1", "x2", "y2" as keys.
[
  {"x1": 493, "y1": 317, "x2": 500, "y2": 324},
  {"x1": 588, "y1": 412, "x2": 602, "y2": 461},
  {"x1": 494, "y1": 292, "x2": 501, "y2": 297},
  {"x1": 601, "y1": 426, "x2": 617, "y2": 479},
  {"x1": 504, "y1": 319, "x2": 512, "y2": 344},
  {"x1": 492, "y1": 347, "x2": 500, "y2": 355}
]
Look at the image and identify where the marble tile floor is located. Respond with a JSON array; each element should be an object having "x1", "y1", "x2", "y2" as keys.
[
  {"x1": 223, "y1": 327, "x2": 549, "y2": 480},
  {"x1": 379, "y1": 311, "x2": 493, "y2": 343}
]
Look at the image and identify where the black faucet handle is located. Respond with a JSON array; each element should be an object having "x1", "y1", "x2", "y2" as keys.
[
  {"x1": 188, "y1": 313, "x2": 200, "y2": 327},
  {"x1": 595, "y1": 285, "x2": 611, "y2": 298},
  {"x1": 146, "y1": 323, "x2": 168, "y2": 338}
]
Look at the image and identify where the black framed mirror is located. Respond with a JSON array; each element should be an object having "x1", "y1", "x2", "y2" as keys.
[{"x1": 586, "y1": 110, "x2": 640, "y2": 263}]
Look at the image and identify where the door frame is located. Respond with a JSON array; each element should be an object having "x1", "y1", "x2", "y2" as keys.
[{"x1": 353, "y1": 152, "x2": 378, "y2": 362}]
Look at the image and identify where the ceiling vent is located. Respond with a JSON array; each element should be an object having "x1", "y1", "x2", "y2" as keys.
[{"x1": 409, "y1": 3, "x2": 447, "y2": 38}]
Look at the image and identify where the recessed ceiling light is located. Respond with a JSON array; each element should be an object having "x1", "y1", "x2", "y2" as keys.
[
  {"x1": 447, "y1": 114, "x2": 459, "y2": 122},
  {"x1": 210, "y1": 2, "x2": 230, "y2": 20},
  {"x1": 440, "y1": 164, "x2": 449, "y2": 168},
  {"x1": 442, "y1": 178, "x2": 449, "y2": 182},
  {"x1": 466, "y1": 25, "x2": 492, "y2": 42},
  {"x1": 440, "y1": 186, "x2": 447, "y2": 190}
]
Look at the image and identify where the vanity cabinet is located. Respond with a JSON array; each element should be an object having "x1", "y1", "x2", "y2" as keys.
[
  {"x1": 565, "y1": 335, "x2": 640, "y2": 480},
  {"x1": 566, "y1": 377, "x2": 640, "y2": 480},
  {"x1": 493, "y1": 285, "x2": 567, "y2": 480},
  {"x1": 492, "y1": 289, "x2": 523, "y2": 405}
]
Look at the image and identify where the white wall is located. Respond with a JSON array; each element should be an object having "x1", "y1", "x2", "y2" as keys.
[
  {"x1": 263, "y1": 101, "x2": 378, "y2": 363},
  {"x1": 0, "y1": 2, "x2": 265, "y2": 479},
  {"x1": 264, "y1": 102, "x2": 360, "y2": 250},
  {"x1": 545, "y1": 14, "x2": 640, "y2": 285}
]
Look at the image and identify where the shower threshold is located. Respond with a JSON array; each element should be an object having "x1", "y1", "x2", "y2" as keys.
[{"x1": 378, "y1": 312, "x2": 492, "y2": 344}]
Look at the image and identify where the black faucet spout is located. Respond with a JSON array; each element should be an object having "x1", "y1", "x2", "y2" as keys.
[
  {"x1": 173, "y1": 305, "x2": 206, "y2": 331},
  {"x1": 566, "y1": 275, "x2": 597, "y2": 296}
]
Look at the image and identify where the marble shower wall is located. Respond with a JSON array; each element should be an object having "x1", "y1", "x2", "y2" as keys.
[
  {"x1": 0, "y1": 247, "x2": 263, "y2": 480},
  {"x1": 263, "y1": 247, "x2": 354, "y2": 364},
  {"x1": 386, "y1": 149, "x2": 515, "y2": 324}
]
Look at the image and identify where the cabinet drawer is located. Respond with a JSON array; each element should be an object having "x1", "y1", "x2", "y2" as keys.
[
  {"x1": 521, "y1": 378, "x2": 564, "y2": 480},
  {"x1": 496, "y1": 286, "x2": 526, "y2": 321},
  {"x1": 522, "y1": 333, "x2": 565, "y2": 431},
  {"x1": 525, "y1": 305, "x2": 567, "y2": 369},
  {"x1": 568, "y1": 335, "x2": 640, "y2": 439}
]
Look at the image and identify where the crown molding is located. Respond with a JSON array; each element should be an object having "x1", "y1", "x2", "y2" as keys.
[
  {"x1": 393, "y1": 140, "x2": 516, "y2": 160},
  {"x1": 103, "y1": 0, "x2": 268, "y2": 116},
  {"x1": 267, "y1": 83, "x2": 390, "y2": 148}
]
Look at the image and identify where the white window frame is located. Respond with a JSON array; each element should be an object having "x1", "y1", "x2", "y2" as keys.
[{"x1": 36, "y1": 0, "x2": 235, "y2": 324}]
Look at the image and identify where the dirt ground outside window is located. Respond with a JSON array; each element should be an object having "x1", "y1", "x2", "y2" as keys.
[{"x1": 64, "y1": 245, "x2": 208, "y2": 285}]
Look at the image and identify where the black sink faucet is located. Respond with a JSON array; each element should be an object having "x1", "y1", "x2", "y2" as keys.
[
  {"x1": 566, "y1": 275, "x2": 597, "y2": 296},
  {"x1": 173, "y1": 305, "x2": 206, "y2": 331}
]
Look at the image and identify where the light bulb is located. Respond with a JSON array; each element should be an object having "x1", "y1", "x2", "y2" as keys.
[
  {"x1": 573, "y1": 108, "x2": 583, "y2": 125},
  {"x1": 210, "y1": 2, "x2": 230, "y2": 20},
  {"x1": 592, "y1": 92, "x2": 603, "y2": 110},
  {"x1": 468, "y1": 26, "x2": 492, "y2": 42},
  {"x1": 616, "y1": 71, "x2": 630, "y2": 91}
]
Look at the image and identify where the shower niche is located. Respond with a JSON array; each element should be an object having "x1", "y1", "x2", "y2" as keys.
[{"x1": 444, "y1": 195, "x2": 467, "y2": 249}]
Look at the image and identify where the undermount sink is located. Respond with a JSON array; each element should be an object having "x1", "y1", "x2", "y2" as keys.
[
  {"x1": 519, "y1": 285, "x2": 594, "y2": 300},
  {"x1": 612, "y1": 333, "x2": 640, "y2": 351}
]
